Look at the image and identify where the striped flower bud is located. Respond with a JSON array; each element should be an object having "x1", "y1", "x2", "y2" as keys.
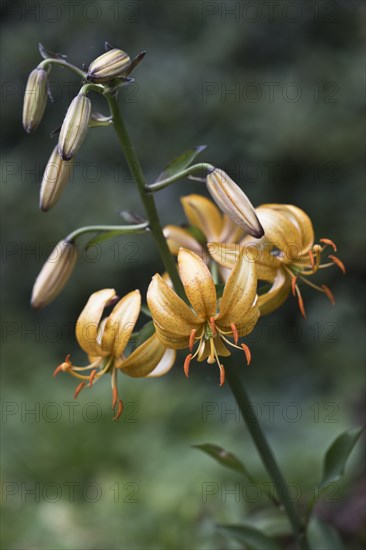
[
  {"x1": 40, "y1": 146, "x2": 73, "y2": 211},
  {"x1": 58, "y1": 94, "x2": 91, "y2": 160},
  {"x1": 206, "y1": 168, "x2": 264, "y2": 239},
  {"x1": 31, "y1": 240, "x2": 78, "y2": 309},
  {"x1": 22, "y1": 68, "x2": 48, "y2": 133},
  {"x1": 87, "y1": 49, "x2": 131, "y2": 83}
]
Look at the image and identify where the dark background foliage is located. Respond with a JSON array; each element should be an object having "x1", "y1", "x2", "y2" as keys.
[{"x1": 1, "y1": 1, "x2": 365, "y2": 548}]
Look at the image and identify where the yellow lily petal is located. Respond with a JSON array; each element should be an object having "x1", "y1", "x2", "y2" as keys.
[
  {"x1": 119, "y1": 333, "x2": 173, "y2": 377},
  {"x1": 101, "y1": 290, "x2": 141, "y2": 357},
  {"x1": 181, "y1": 194, "x2": 223, "y2": 241},
  {"x1": 256, "y1": 206, "x2": 303, "y2": 261},
  {"x1": 258, "y1": 270, "x2": 290, "y2": 316},
  {"x1": 178, "y1": 249, "x2": 217, "y2": 318},
  {"x1": 206, "y1": 168, "x2": 264, "y2": 238},
  {"x1": 163, "y1": 225, "x2": 203, "y2": 256},
  {"x1": 147, "y1": 274, "x2": 201, "y2": 342},
  {"x1": 153, "y1": 321, "x2": 192, "y2": 349},
  {"x1": 207, "y1": 242, "x2": 241, "y2": 269},
  {"x1": 75, "y1": 288, "x2": 117, "y2": 356},
  {"x1": 216, "y1": 250, "x2": 258, "y2": 327},
  {"x1": 260, "y1": 204, "x2": 314, "y2": 254},
  {"x1": 196, "y1": 337, "x2": 231, "y2": 362},
  {"x1": 219, "y1": 215, "x2": 245, "y2": 243}
]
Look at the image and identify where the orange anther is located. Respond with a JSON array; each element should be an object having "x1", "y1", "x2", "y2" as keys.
[
  {"x1": 218, "y1": 364, "x2": 225, "y2": 386},
  {"x1": 321, "y1": 285, "x2": 335, "y2": 305},
  {"x1": 291, "y1": 276, "x2": 297, "y2": 296},
  {"x1": 184, "y1": 354, "x2": 193, "y2": 378},
  {"x1": 112, "y1": 386, "x2": 118, "y2": 409},
  {"x1": 308, "y1": 249, "x2": 315, "y2": 271},
  {"x1": 53, "y1": 364, "x2": 64, "y2": 377},
  {"x1": 189, "y1": 329, "x2": 196, "y2": 352},
  {"x1": 297, "y1": 293, "x2": 306, "y2": 319},
  {"x1": 113, "y1": 399, "x2": 124, "y2": 421},
  {"x1": 230, "y1": 323, "x2": 239, "y2": 345},
  {"x1": 328, "y1": 255, "x2": 346, "y2": 274},
  {"x1": 320, "y1": 238, "x2": 337, "y2": 252},
  {"x1": 209, "y1": 317, "x2": 217, "y2": 336},
  {"x1": 241, "y1": 343, "x2": 252, "y2": 366},
  {"x1": 89, "y1": 369, "x2": 97, "y2": 387},
  {"x1": 74, "y1": 382, "x2": 86, "y2": 399}
]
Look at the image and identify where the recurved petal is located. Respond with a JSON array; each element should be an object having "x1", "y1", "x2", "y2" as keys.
[
  {"x1": 178, "y1": 249, "x2": 217, "y2": 318},
  {"x1": 120, "y1": 333, "x2": 175, "y2": 377},
  {"x1": 216, "y1": 250, "x2": 258, "y2": 326},
  {"x1": 208, "y1": 242, "x2": 240, "y2": 269},
  {"x1": 147, "y1": 274, "x2": 201, "y2": 343},
  {"x1": 101, "y1": 290, "x2": 141, "y2": 357},
  {"x1": 256, "y1": 205, "x2": 303, "y2": 261},
  {"x1": 163, "y1": 225, "x2": 203, "y2": 256},
  {"x1": 76, "y1": 288, "x2": 117, "y2": 356},
  {"x1": 147, "y1": 348, "x2": 176, "y2": 377},
  {"x1": 181, "y1": 194, "x2": 223, "y2": 241},
  {"x1": 219, "y1": 215, "x2": 245, "y2": 243},
  {"x1": 257, "y1": 270, "x2": 291, "y2": 316}
]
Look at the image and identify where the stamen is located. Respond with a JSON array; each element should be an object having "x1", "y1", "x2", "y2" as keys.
[
  {"x1": 209, "y1": 317, "x2": 217, "y2": 336},
  {"x1": 291, "y1": 276, "x2": 297, "y2": 296},
  {"x1": 89, "y1": 369, "x2": 97, "y2": 387},
  {"x1": 328, "y1": 255, "x2": 346, "y2": 274},
  {"x1": 320, "y1": 238, "x2": 337, "y2": 252},
  {"x1": 230, "y1": 323, "x2": 239, "y2": 345},
  {"x1": 308, "y1": 249, "x2": 315, "y2": 271},
  {"x1": 184, "y1": 354, "x2": 193, "y2": 378},
  {"x1": 218, "y1": 363, "x2": 225, "y2": 386},
  {"x1": 189, "y1": 329, "x2": 196, "y2": 352},
  {"x1": 74, "y1": 382, "x2": 86, "y2": 399},
  {"x1": 241, "y1": 343, "x2": 252, "y2": 366},
  {"x1": 295, "y1": 287, "x2": 306, "y2": 319},
  {"x1": 113, "y1": 400, "x2": 124, "y2": 421},
  {"x1": 321, "y1": 285, "x2": 335, "y2": 305},
  {"x1": 53, "y1": 364, "x2": 64, "y2": 377}
]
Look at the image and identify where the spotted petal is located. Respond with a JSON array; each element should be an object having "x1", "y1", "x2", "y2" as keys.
[
  {"x1": 75, "y1": 288, "x2": 117, "y2": 356},
  {"x1": 120, "y1": 333, "x2": 175, "y2": 377},
  {"x1": 256, "y1": 206, "x2": 303, "y2": 261},
  {"x1": 258, "y1": 270, "x2": 290, "y2": 316},
  {"x1": 163, "y1": 225, "x2": 203, "y2": 256},
  {"x1": 101, "y1": 290, "x2": 141, "y2": 357},
  {"x1": 178, "y1": 248, "x2": 217, "y2": 318}
]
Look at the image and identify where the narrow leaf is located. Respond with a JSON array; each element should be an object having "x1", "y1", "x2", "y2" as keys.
[
  {"x1": 217, "y1": 524, "x2": 281, "y2": 550},
  {"x1": 38, "y1": 43, "x2": 67, "y2": 60},
  {"x1": 155, "y1": 145, "x2": 207, "y2": 182},
  {"x1": 307, "y1": 517, "x2": 344, "y2": 550},
  {"x1": 193, "y1": 443, "x2": 248, "y2": 476},
  {"x1": 320, "y1": 426, "x2": 363, "y2": 490}
]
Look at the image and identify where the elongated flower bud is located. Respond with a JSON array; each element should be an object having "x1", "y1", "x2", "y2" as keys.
[
  {"x1": 40, "y1": 146, "x2": 73, "y2": 211},
  {"x1": 206, "y1": 168, "x2": 264, "y2": 238},
  {"x1": 22, "y1": 68, "x2": 48, "y2": 133},
  {"x1": 31, "y1": 240, "x2": 78, "y2": 309},
  {"x1": 87, "y1": 49, "x2": 131, "y2": 83},
  {"x1": 58, "y1": 94, "x2": 91, "y2": 160}
]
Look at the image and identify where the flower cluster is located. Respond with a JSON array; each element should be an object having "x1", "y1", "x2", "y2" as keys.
[{"x1": 24, "y1": 44, "x2": 345, "y2": 420}]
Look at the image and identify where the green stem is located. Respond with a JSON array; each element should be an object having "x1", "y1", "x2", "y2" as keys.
[
  {"x1": 225, "y1": 360, "x2": 309, "y2": 550},
  {"x1": 39, "y1": 58, "x2": 86, "y2": 79},
  {"x1": 66, "y1": 223, "x2": 148, "y2": 242},
  {"x1": 147, "y1": 163, "x2": 214, "y2": 192},
  {"x1": 106, "y1": 94, "x2": 187, "y2": 300}
]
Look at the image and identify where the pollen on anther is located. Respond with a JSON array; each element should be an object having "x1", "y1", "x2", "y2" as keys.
[
  {"x1": 189, "y1": 329, "x2": 196, "y2": 352},
  {"x1": 320, "y1": 238, "x2": 337, "y2": 252},
  {"x1": 297, "y1": 293, "x2": 306, "y2": 319},
  {"x1": 219, "y1": 364, "x2": 225, "y2": 386},
  {"x1": 230, "y1": 323, "x2": 239, "y2": 345},
  {"x1": 89, "y1": 369, "x2": 97, "y2": 386},
  {"x1": 291, "y1": 276, "x2": 297, "y2": 296},
  {"x1": 74, "y1": 382, "x2": 86, "y2": 399},
  {"x1": 184, "y1": 353, "x2": 193, "y2": 378},
  {"x1": 308, "y1": 249, "x2": 315, "y2": 270},
  {"x1": 113, "y1": 399, "x2": 124, "y2": 421},
  {"x1": 209, "y1": 317, "x2": 217, "y2": 336},
  {"x1": 328, "y1": 255, "x2": 346, "y2": 274},
  {"x1": 321, "y1": 285, "x2": 335, "y2": 305},
  {"x1": 241, "y1": 343, "x2": 252, "y2": 366}
]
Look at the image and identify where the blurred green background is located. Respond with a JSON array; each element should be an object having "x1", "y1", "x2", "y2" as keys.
[{"x1": 1, "y1": 1, "x2": 365, "y2": 548}]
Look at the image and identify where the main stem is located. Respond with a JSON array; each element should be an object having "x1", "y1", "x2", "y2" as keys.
[
  {"x1": 107, "y1": 94, "x2": 186, "y2": 299},
  {"x1": 225, "y1": 360, "x2": 309, "y2": 550}
]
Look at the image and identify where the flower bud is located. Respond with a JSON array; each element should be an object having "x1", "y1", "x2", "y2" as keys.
[
  {"x1": 87, "y1": 49, "x2": 131, "y2": 83},
  {"x1": 58, "y1": 94, "x2": 91, "y2": 160},
  {"x1": 22, "y1": 68, "x2": 48, "y2": 133},
  {"x1": 31, "y1": 240, "x2": 78, "y2": 309},
  {"x1": 206, "y1": 168, "x2": 264, "y2": 238},
  {"x1": 40, "y1": 146, "x2": 73, "y2": 211}
]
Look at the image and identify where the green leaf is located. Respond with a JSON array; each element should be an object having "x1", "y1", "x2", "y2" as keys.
[
  {"x1": 217, "y1": 524, "x2": 281, "y2": 550},
  {"x1": 249, "y1": 509, "x2": 292, "y2": 538},
  {"x1": 307, "y1": 517, "x2": 344, "y2": 550},
  {"x1": 215, "y1": 283, "x2": 225, "y2": 299},
  {"x1": 320, "y1": 426, "x2": 363, "y2": 490},
  {"x1": 155, "y1": 145, "x2": 207, "y2": 182},
  {"x1": 192, "y1": 443, "x2": 249, "y2": 476}
]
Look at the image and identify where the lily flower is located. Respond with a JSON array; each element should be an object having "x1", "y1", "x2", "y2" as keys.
[
  {"x1": 147, "y1": 248, "x2": 259, "y2": 385},
  {"x1": 208, "y1": 204, "x2": 346, "y2": 317},
  {"x1": 54, "y1": 288, "x2": 175, "y2": 420},
  {"x1": 163, "y1": 194, "x2": 245, "y2": 259}
]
